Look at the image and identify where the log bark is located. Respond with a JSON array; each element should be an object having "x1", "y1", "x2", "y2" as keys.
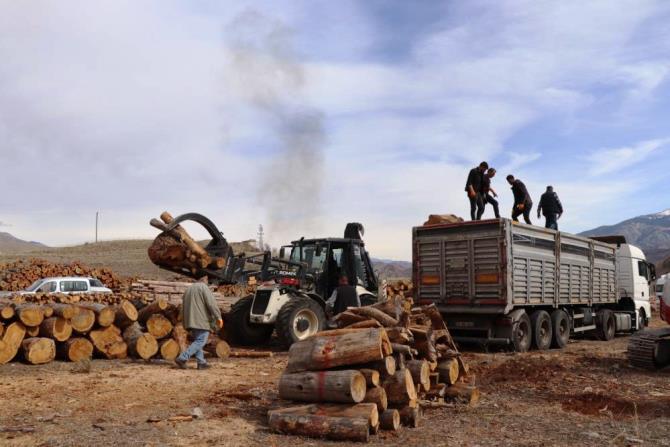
[
  {"x1": 114, "y1": 300, "x2": 138, "y2": 329},
  {"x1": 160, "y1": 211, "x2": 211, "y2": 268},
  {"x1": 443, "y1": 383, "x2": 480, "y2": 406},
  {"x1": 21, "y1": 337, "x2": 55, "y2": 364},
  {"x1": 159, "y1": 339, "x2": 180, "y2": 361},
  {"x1": 0, "y1": 322, "x2": 26, "y2": 364},
  {"x1": 358, "y1": 368, "x2": 380, "y2": 387},
  {"x1": 122, "y1": 322, "x2": 158, "y2": 360},
  {"x1": 203, "y1": 336, "x2": 231, "y2": 359},
  {"x1": 348, "y1": 307, "x2": 399, "y2": 327},
  {"x1": 50, "y1": 303, "x2": 78, "y2": 320},
  {"x1": 313, "y1": 403, "x2": 379, "y2": 428},
  {"x1": 145, "y1": 314, "x2": 173, "y2": 339},
  {"x1": 57, "y1": 337, "x2": 93, "y2": 362},
  {"x1": 39, "y1": 317, "x2": 72, "y2": 342},
  {"x1": 70, "y1": 308, "x2": 96, "y2": 333},
  {"x1": 15, "y1": 304, "x2": 44, "y2": 327},
  {"x1": 425, "y1": 383, "x2": 447, "y2": 400},
  {"x1": 77, "y1": 303, "x2": 115, "y2": 327},
  {"x1": 399, "y1": 406, "x2": 421, "y2": 428},
  {"x1": 438, "y1": 358, "x2": 459, "y2": 385},
  {"x1": 383, "y1": 369, "x2": 417, "y2": 405},
  {"x1": 363, "y1": 386, "x2": 388, "y2": 411},
  {"x1": 333, "y1": 311, "x2": 368, "y2": 327},
  {"x1": 89, "y1": 325, "x2": 128, "y2": 359},
  {"x1": 229, "y1": 350, "x2": 274, "y2": 358},
  {"x1": 407, "y1": 359, "x2": 431, "y2": 392},
  {"x1": 279, "y1": 370, "x2": 367, "y2": 403},
  {"x1": 137, "y1": 298, "x2": 170, "y2": 324},
  {"x1": 268, "y1": 406, "x2": 370, "y2": 442},
  {"x1": 346, "y1": 319, "x2": 382, "y2": 329},
  {"x1": 286, "y1": 328, "x2": 388, "y2": 373},
  {"x1": 0, "y1": 322, "x2": 3, "y2": 338},
  {"x1": 361, "y1": 356, "x2": 396, "y2": 378},
  {"x1": 379, "y1": 409, "x2": 400, "y2": 431}
]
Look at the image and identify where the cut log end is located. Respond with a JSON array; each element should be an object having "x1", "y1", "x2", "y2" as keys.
[
  {"x1": 22, "y1": 337, "x2": 56, "y2": 365},
  {"x1": 58, "y1": 338, "x2": 94, "y2": 362}
]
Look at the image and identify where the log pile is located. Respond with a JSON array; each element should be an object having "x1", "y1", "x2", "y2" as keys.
[
  {"x1": 269, "y1": 296, "x2": 478, "y2": 442},
  {"x1": 131, "y1": 280, "x2": 241, "y2": 312},
  {"x1": 0, "y1": 258, "x2": 131, "y2": 292},
  {"x1": 0, "y1": 295, "x2": 232, "y2": 365},
  {"x1": 385, "y1": 279, "x2": 414, "y2": 302}
]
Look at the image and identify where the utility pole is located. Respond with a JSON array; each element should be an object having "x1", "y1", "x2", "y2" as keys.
[
  {"x1": 258, "y1": 224, "x2": 264, "y2": 251},
  {"x1": 95, "y1": 211, "x2": 99, "y2": 243}
]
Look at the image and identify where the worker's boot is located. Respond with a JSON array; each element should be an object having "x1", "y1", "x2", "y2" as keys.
[
  {"x1": 197, "y1": 363, "x2": 210, "y2": 370},
  {"x1": 175, "y1": 358, "x2": 187, "y2": 369}
]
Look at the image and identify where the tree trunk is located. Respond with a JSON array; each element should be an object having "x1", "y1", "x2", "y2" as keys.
[
  {"x1": 50, "y1": 303, "x2": 78, "y2": 320},
  {"x1": 122, "y1": 322, "x2": 158, "y2": 360},
  {"x1": 145, "y1": 314, "x2": 173, "y2": 339},
  {"x1": 348, "y1": 307, "x2": 399, "y2": 327},
  {"x1": 279, "y1": 370, "x2": 367, "y2": 403},
  {"x1": 172, "y1": 323, "x2": 189, "y2": 353},
  {"x1": 286, "y1": 328, "x2": 389, "y2": 373},
  {"x1": 0, "y1": 301, "x2": 15, "y2": 320},
  {"x1": 71, "y1": 308, "x2": 96, "y2": 333},
  {"x1": 358, "y1": 368, "x2": 380, "y2": 387},
  {"x1": 0, "y1": 322, "x2": 26, "y2": 364},
  {"x1": 114, "y1": 300, "x2": 138, "y2": 329},
  {"x1": 15, "y1": 304, "x2": 44, "y2": 327},
  {"x1": 137, "y1": 298, "x2": 170, "y2": 324},
  {"x1": 379, "y1": 409, "x2": 400, "y2": 431},
  {"x1": 406, "y1": 359, "x2": 431, "y2": 391},
  {"x1": 159, "y1": 211, "x2": 211, "y2": 268},
  {"x1": 39, "y1": 317, "x2": 72, "y2": 342},
  {"x1": 383, "y1": 369, "x2": 417, "y2": 405},
  {"x1": 77, "y1": 303, "x2": 115, "y2": 327},
  {"x1": 399, "y1": 406, "x2": 421, "y2": 428},
  {"x1": 347, "y1": 319, "x2": 382, "y2": 329},
  {"x1": 360, "y1": 356, "x2": 396, "y2": 378},
  {"x1": 438, "y1": 358, "x2": 459, "y2": 385},
  {"x1": 89, "y1": 325, "x2": 127, "y2": 359},
  {"x1": 363, "y1": 386, "x2": 388, "y2": 411},
  {"x1": 159, "y1": 339, "x2": 180, "y2": 361},
  {"x1": 21, "y1": 337, "x2": 55, "y2": 365},
  {"x1": 57, "y1": 337, "x2": 93, "y2": 362},
  {"x1": 443, "y1": 383, "x2": 480, "y2": 406},
  {"x1": 268, "y1": 406, "x2": 370, "y2": 442},
  {"x1": 203, "y1": 336, "x2": 230, "y2": 359}
]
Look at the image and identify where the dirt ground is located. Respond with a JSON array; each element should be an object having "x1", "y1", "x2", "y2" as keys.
[{"x1": 1, "y1": 322, "x2": 669, "y2": 447}]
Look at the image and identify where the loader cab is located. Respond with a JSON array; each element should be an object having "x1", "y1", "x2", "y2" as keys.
[{"x1": 286, "y1": 238, "x2": 379, "y2": 304}]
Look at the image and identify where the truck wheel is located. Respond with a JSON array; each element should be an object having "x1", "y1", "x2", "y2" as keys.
[
  {"x1": 596, "y1": 309, "x2": 615, "y2": 341},
  {"x1": 638, "y1": 308, "x2": 647, "y2": 330},
  {"x1": 511, "y1": 311, "x2": 532, "y2": 353},
  {"x1": 530, "y1": 310, "x2": 552, "y2": 350},
  {"x1": 276, "y1": 296, "x2": 326, "y2": 348},
  {"x1": 550, "y1": 310, "x2": 570, "y2": 349},
  {"x1": 224, "y1": 295, "x2": 274, "y2": 346}
]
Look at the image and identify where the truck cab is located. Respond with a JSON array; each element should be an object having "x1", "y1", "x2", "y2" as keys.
[{"x1": 614, "y1": 243, "x2": 655, "y2": 329}]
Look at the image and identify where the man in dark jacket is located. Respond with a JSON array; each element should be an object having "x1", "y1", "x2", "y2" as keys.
[
  {"x1": 506, "y1": 175, "x2": 533, "y2": 224},
  {"x1": 326, "y1": 275, "x2": 360, "y2": 316},
  {"x1": 537, "y1": 185, "x2": 563, "y2": 230},
  {"x1": 465, "y1": 161, "x2": 488, "y2": 220},
  {"x1": 481, "y1": 168, "x2": 500, "y2": 219}
]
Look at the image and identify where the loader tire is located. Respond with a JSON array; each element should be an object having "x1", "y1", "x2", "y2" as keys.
[
  {"x1": 530, "y1": 310, "x2": 552, "y2": 351},
  {"x1": 224, "y1": 296, "x2": 273, "y2": 346},
  {"x1": 276, "y1": 296, "x2": 325, "y2": 349}
]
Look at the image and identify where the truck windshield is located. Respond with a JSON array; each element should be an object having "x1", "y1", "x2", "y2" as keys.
[{"x1": 25, "y1": 279, "x2": 45, "y2": 292}]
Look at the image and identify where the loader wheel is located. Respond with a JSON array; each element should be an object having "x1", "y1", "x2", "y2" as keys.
[
  {"x1": 596, "y1": 309, "x2": 615, "y2": 341},
  {"x1": 276, "y1": 296, "x2": 326, "y2": 348},
  {"x1": 511, "y1": 311, "x2": 531, "y2": 353},
  {"x1": 224, "y1": 296, "x2": 273, "y2": 346},
  {"x1": 550, "y1": 309, "x2": 570, "y2": 349},
  {"x1": 530, "y1": 310, "x2": 552, "y2": 351}
]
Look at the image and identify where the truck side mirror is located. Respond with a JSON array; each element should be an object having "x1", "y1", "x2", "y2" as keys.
[
  {"x1": 649, "y1": 263, "x2": 657, "y2": 282},
  {"x1": 279, "y1": 247, "x2": 285, "y2": 259}
]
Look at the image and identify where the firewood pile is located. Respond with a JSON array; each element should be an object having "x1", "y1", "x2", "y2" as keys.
[
  {"x1": 268, "y1": 295, "x2": 478, "y2": 442},
  {"x1": 0, "y1": 258, "x2": 131, "y2": 292},
  {"x1": 131, "y1": 280, "x2": 242, "y2": 312},
  {"x1": 0, "y1": 295, "x2": 231, "y2": 366},
  {"x1": 385, "y1": 279, "x2": 413, "y2": 300}
]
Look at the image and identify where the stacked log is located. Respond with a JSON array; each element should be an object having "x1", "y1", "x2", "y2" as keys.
[
  {"x1": 0, "y1": 258, "x2": 131, "y2": 292},
  {"x1": 269, "y1": 297, "x2": 477, "y2": 442},
  {"x1": 130, "y1": 280, "x2": 239, "y2": 311},
  {"x1": 0, "y1": 293, "x2": 232, "y2": 365}
]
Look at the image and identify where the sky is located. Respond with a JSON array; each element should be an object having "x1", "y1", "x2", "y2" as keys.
[{"x1": 1, "y1": 0, "x2": 670, "y2": 260}]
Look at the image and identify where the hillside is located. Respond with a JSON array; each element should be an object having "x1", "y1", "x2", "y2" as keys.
[
  {"x1": 372, "y1": 259, "x2": 412, "y2": 279},
  {"x1": 580, "y1": 209, "x2": 670, "y2": 264},
  {"x1": 0, "y1": 232, "x2": 47, "y2": 253}
]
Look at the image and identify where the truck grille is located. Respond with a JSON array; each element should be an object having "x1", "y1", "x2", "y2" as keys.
[{"x1": 251, "y1": 290, "x2": 272, "y2": 314}]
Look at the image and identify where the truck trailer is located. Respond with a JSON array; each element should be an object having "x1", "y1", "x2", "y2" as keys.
[{"x1": 412, "y1": 218, "x2": 654, "y2": 351}]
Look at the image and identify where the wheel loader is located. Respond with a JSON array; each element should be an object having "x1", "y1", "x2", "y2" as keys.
[{"x1": 147, "y1": 213, "x2": 380, "y2": 348}]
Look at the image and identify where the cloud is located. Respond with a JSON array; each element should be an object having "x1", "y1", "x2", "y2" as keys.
[
  {"x1": 0, "y1": 221, "x2": 11, "y2": 227},
  {"x1": 586, "y1": 138, "x2": 670, "y2": 176},
  {"x1": 498, "y1": 152, "x2": 542, "y2": 174}
]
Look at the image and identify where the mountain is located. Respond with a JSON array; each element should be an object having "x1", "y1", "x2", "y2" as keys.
[
  {"x1": 0, "y1": 232, "x2": 47, "y2": 253},
  {"x1": 372, "y1": 258, "x2": 412, "y2": 279},
  {"x1": 580, "y1": 209, "x2": 670, "y2": 264}
]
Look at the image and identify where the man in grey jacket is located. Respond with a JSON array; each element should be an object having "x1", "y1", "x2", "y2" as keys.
[{"x1": 175, "y1": 280, "x2": 223, "y2": 370}]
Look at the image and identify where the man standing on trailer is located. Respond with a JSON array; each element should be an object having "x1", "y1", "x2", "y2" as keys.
[
  {"x1": 537, "y1": 185, "x2": 563, "y2": 230},
  {"x1": 465, "y1": 161, "x2": 489, "y2": 220},
  {"x1": 175, "y1": 279, "x2": 223, "y2": 370},
  {"x1": 481, "y1": 167, "x2": 500, "y2": 219},
  {"x1": 506, "y1": 174, "x2": 533, "y2": 224}
]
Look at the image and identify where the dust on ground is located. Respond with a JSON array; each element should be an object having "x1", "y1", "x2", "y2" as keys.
[{"x1": 1, "y1": 323, "x2": 669, "y2": 447}]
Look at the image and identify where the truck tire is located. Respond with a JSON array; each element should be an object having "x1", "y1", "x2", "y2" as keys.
[
  {"x1": 511, "y1": 311, "x2": 532, "y2": 353},
  {"x1": 276, "y1": 296, "x2": 326, "y2": 348},
  {"x1": 224, "y1": 295, "x2": 274, "y2": 346},
  {"x1": 596, "y1": 309, "x2": 616, "y2": 341},
  {"x1": 638, "y1": 308, "x2": 647, "y2": 330},
  {"x1": 530, "y1": 310, "x2": 552, "y2": 350},
  {"x1": 550, "y1": 310, "x2": 570, "y2": 349}
]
